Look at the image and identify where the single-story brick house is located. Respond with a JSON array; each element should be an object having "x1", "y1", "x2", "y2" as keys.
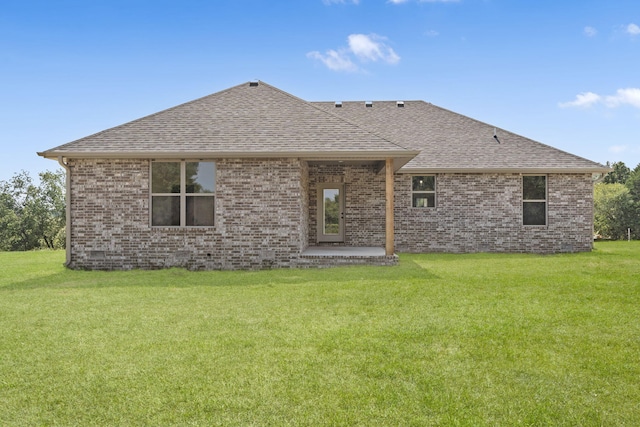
[{"x1": 38, "y1": 81, "x2": 608, "y2": 270}]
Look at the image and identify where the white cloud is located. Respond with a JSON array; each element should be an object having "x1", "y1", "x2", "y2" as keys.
[
  {"x1": 626, "y1": 23, "x2": 640, "y2": 35},
  {"x1": 389, "y1": 0, "x2": 459, "y2": 2},
  {"x1": 322, "y1": 0, "x2": 360, "y2": 4},
  {"x1": 307, "y1": 33, "x2": 400, "y2": 72},
  {"x1": 347, "y1": 34, "x2": 400, "y2": 64},
  {"x1": 560, "y1": 88, "x2": 640, "y2": 110},
  {"x1": 584, "y1": 26, "x2": 597, "y2": 37},
  {"x1": 558, "y1": 92, "x2": 601, "y2": 109},
  {"x1": 605, "y1": 88, "x2": 640, "y2": 108},
  {"x1": 424, "y1": 29, "x2": 440, "y2": 37},
  {"x1": 306, "y1": 50, "x2": 358, "y2": 72}
]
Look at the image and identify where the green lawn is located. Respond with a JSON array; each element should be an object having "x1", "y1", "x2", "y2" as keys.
[{"x1": 1, "y1": 243, "x2": 639, "y2": 426}]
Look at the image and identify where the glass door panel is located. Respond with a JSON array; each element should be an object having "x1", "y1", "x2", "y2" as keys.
[
  {"x1": 317, "y1": 184, "x2": 344, "y2": 242},
  {"x1": 323, "y1": 189, "x2": 340, "y2": 235}
]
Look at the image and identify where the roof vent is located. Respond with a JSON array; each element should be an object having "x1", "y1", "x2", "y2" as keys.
[
  {"x1": 249, "y1": 81, "x2": 259, "y2": 87},
  {"x1": 397, "y1": 101, "x2": 404, "y2": 108},
  {"x1": 365, "y1": 101, "x2": 373, "y2": 108},
  {"x1": 335, "y1": 101, "x2": 342, "y2": 108}
]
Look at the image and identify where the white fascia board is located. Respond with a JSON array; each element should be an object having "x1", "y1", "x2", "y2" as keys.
[{"x1": 38, "y1": 150, "x2": 420, "y2": 171}]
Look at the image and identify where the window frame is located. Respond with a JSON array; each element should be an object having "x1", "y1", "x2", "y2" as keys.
[
  {"x1": 411, "y1": 175, "x2": 436, "y2": 208},
  {"x1": 522, "y1": 174, "x2": 547, "y2": 226},
  {"x1": 150, "y1": 160, "x2": 216, "y2": 228}
]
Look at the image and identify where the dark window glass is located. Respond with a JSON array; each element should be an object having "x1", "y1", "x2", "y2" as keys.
[
  {"x1": 151, "y1": 162, "x2": 180, "y2": 193},
  {"x1": 186, "y1": 196, "x2": 215, "y2": 226},
  {"x1": 152, "y1": 161, "x2": 216, "y2": 227},
  {"x1": 523, "y1": 202, "x2": 546, "y2": 225},
  {"x1": 412, "y1": 176, "x2": 435, "y2": 192},
  {"x1": 152, "y1": 196, "x2": 180, "y2": 226},
  {"x1": 412, "y1": 193, "x2": 436, "y2": 208},
  {"x1": 412, "y1": 176, "x2": 436, "y2": 208},
  {"x1": 523, "y1": 176, "x2": 546, "y2": 200},
  {"x1": 523, "y1": 176, "x2": 546, "y2": 225}
]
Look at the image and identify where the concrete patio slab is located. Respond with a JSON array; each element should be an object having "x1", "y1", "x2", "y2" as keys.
[{"x1": 301, "y1": 246, "x2": 387, "y2": 257}]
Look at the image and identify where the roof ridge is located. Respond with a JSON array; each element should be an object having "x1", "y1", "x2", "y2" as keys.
[
  {"x1": 312, "y1": 100, "x2": 422, "y2": 103},
  {"x1": 258, "y1": 80, "x2": 413, "y2": 151},
  {"x1": 40, "y1": 81, "x2": 419, "y2": 161},
  {"x1": 260, "y1": 81, "x2": 413, "y2": 152},
  {"x1": 39, "y1": 81, "x2": 605, "y2": 171},
  {"x1": 46, "y1": 81, "x2": 411, "y2": 155},
  {"x1": 290, "y1": 92, "x2": 413, "y2": 151}
]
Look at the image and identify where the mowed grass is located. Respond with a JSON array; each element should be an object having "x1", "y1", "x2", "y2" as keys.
[{"x1": 1, "y1": 243, "x2": 639, "y2": 426}]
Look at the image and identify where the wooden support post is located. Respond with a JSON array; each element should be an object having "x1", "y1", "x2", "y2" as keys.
[{"x1": 385, "y1": 158, "x2": 394, "y2": 256}]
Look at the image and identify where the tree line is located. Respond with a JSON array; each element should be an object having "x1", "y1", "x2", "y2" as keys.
[
  {"x1": 0, "y1": 170, "x2": 66, "y2": 251},
  {"x1": 595, "y1": 161, "x2": 640, "y2": 240},
  {"x1": 1, "y1": 163, "x2": 639, "y2": 252}
]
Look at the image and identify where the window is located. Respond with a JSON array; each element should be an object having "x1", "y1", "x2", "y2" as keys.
[
  {"x1": 151, "y1": 161, "x2": 216, "y2": 227},
  {"x1": 412, "y1": 176, "x2": 436, "y2": 208},
  {"x1": 523, "y1": 175, "x2": 546, "y2": 225}
]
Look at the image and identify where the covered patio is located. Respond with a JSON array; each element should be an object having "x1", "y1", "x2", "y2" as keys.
[{"x1": 305, "y1": 158, "x2": 406, "y2": 258}]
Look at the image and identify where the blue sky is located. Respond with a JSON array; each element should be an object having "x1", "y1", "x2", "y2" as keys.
[{"x1": 2, "y1": 0, "x2": 639, "y2": 182}]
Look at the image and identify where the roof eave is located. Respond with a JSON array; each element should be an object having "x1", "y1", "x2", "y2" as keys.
[
  {"x1": 38, "y1": 150, "x2": 420, "y2": 171},
  {"x1": 399, "y1": 166, "x2": 611, "y2": 174}
]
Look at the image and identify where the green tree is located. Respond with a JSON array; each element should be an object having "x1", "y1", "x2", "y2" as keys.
[
  {"x1": 625, "y1": 163, "x2": 640, "y2": 202},
  {"x1": 603, "y1": 161, "x2": 631, "y2": 184},
  {"x1": 625, "y1": 164, "x2": 640, "y2": 239},
  {"x1": 0, "y1": 170, "x2": 66, "y2": 251},
  {"x1": 0, "y1": 191, "x2": 21, "y2": 250},
  {"x1": 594, "y1": 183, "x2": 636, "y2": 240}
]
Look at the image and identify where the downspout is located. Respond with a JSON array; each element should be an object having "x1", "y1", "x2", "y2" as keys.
[{"x1": 57, "y1": 156, "x2": 71, "y2": 267}]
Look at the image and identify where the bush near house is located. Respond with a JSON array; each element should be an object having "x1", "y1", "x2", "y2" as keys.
[
  {"x1": 594, "y1": 183, "x2": 636, "y2": 239},
  {"x1": 1, "y1": 243, "x2": 639, "y2": 426},
  {"x1": 595, "y1": 161, "x2": 640, "y2": 239}
]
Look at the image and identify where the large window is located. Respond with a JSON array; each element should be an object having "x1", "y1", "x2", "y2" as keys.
[
  {"x1": 523, "y1": 175, "x2": 546, "y2": 226},
  {"x1": 151, "y1": 161, "x2": 216, "y2": 227},
  {"x1": 412, "y1": 176, "x2": 436, "y2": 208}
]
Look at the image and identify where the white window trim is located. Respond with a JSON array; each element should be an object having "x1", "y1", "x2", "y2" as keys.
[
  {"x1": 150, "y1": 160, "x2": 216, "y2": 228},
  {"x1": 522, "y1": 174, "x2": 547, "y2": 227},
  {"x1": 411, "y1": 175, "x2": 436, "y2": 208}
]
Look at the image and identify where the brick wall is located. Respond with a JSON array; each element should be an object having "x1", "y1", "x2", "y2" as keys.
[
  {"x1": 67, "y1": 159, "x2": 594, "y2": 271},
  {"x1": 394, "y1": 173, "x2": 594, "y2": 254},
  {"x1": 68, "y1": 158, "x2": 307, "y2": 270},
  {"x1": 308, "y1": 163, "x2": 386, "y2": 247}
]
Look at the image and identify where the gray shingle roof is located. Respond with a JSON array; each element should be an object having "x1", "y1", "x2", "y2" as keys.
[
  {"x1": 313, "y1": 101, "x2": 608, "y2": 172},
  {"x1": 39, "y1": 81, "x2": 607, "y2": 173},
  {"x1": 39, "y1": 81, "x2": 415, "y2": 161}
]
